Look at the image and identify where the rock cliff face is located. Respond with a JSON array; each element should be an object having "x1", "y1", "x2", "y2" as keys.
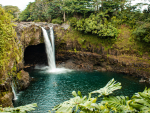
[
  {"x1": 0, "y1": 22, "x2": 44, "y2": 107},
  {"x1": 1, "y1": 22, "x2": 150, "y2": 107},
  {"x1": 54, "y1": 26, "x2": 150, "y2": 82}
]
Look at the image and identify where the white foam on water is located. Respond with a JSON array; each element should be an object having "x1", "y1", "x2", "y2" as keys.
[
  {"x1": 45, "y1": 68, "x2": 73, "y2": 74},
  {"x1": 35, "y1": 65, "x2": 73, "y2": 74}
]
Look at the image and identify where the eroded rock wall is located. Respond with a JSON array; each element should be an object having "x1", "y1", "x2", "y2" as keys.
[
  {"x1": 0, "y1": 22, "x2": 44, "y2": 107},
  {"x1": 54, "y1": 26, "x2": 150, "y2": 82}
]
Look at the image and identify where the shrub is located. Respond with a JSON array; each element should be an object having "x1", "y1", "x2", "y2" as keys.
[
  {"x1": 75, "y1": 13, "x2": 119, "y2": 38},
  {"x1": 76, "y1": 18, "x2": 85, "y2": 31},
  {"x1": 70, "y1": 17, "x2": 77, "y2": 27},
  {"x1": 133, "y1": 22, "x2": 150, "y2": 43},
  {"x1": 52, "y1": 18, "x2": 63, "y2": 24}
]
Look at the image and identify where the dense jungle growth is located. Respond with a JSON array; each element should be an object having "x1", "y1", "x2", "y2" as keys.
[
  {"x1": 0, "y1": 6, "x2": 22, "y2": 82},
  {"x1": 17, "y1": 0, "x2": 150, "y2": 44}
]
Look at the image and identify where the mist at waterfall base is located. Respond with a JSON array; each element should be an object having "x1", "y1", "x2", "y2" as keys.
[{"x1": 13, "y1": 71, "x2": 150, "y2": 113}]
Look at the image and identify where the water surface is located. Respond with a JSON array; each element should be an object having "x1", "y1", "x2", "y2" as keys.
[{"x1": 13, "y1": 70, "x2": 150, "y2": 113}]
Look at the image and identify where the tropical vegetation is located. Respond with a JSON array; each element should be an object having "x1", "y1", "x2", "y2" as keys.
[
  {"x1": 17, "y1": 0, "x2": 150, "y2": 43},
  {"x1": 0, "y1": 103, "x2": 37, "y2": 113},
  {"x1": 52, "y1": 78, "x2": 150, "y2": 113},
  {"x1": 0, "y1": 6, "x2": 22, "y2": 80}
]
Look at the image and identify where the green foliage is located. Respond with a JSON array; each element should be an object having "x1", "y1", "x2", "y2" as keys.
[
  {"x1": 70, "y1": 17, "x2": 77, "y2": 27},
  {"x1": 76, "y1": 19, "x2": 85, "y2": 31},
  {"x1": 52, "y1": 18, "x2": 63, "y2": 24},
  {"x1": 52, "y1": 78, "x2": 122, "y2": 113},
  {"x1": 75, "y1": 13, "x2": 119, "y2": 38},
  {"x1": 103, "y1": 96, "x2": 135, "y2": 112},
  {"x1": 60, "y1": 0, "x2": 93, "y2": 15},
  {"x1": 19, "y1": 8, "x2": 30, "y2": 21},
  {"x1": 0, "y1": 7, "x2": 22, "y2": 79},
  {"x1": 0, "y1": 103, "x2": 37, "y2": 113},
  {"x1": 19, "y1": 0, "x2": 92, "y2": 22},
  {"x1": 3, "y1": 5, "x2": 20, "y2": 18},
  {"x1": 131, "y1": 87, "x2": 150, "y2": 112},
  {"x1": 52, "y1": 78, "x2": 150, "y2": 113},
  {"x1": 133, "y1": 22, "x2": 150, "y2": 43},
  {"x1": 19, "y1": 2, "x2": 35, "y2": 21}
]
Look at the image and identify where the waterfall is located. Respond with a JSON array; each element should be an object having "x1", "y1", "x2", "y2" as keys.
[
  {"x1": 11, "y1": 83, "x2": 18, "y2": 100},
  {"x1": 41, "y1": 27, "x2": 56, "y2": 70},
  {"x1": 50, "y1": 27, "x2": 56, "y2": 68},
  {"x1": 37, "y1": 27, "x2": 72, "y2": 73}
]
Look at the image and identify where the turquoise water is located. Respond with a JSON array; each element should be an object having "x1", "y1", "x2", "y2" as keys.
[{"x1": 13, "y1": 70, "x2": 150, "y2": 113}]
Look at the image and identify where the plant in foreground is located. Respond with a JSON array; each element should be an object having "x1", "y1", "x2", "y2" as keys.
[
  {"x1": 0, "y1": 103, "x2": 37, "y2": 113},
  {"x1": 1, "y1": 79, "x2": 150, "y2": 113},
  {"x1": 52, "y1": 78, "x2": 150, "y2": 113}
]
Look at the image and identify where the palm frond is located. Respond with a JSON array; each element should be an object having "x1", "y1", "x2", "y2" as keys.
[{"x1": 91, "y1": 78, "x2": 122, "y2": 97}]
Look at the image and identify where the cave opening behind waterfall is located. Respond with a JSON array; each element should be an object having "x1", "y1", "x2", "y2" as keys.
[{"x1": 24, "y1": 43, "x2": 48, "y2": 67}]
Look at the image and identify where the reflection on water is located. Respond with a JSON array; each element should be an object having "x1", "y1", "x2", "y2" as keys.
[{"x1": 13, "y1": 70, "x2": 150, "y2": 113}]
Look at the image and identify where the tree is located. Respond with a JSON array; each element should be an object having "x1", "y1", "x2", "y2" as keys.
[
  {"x1": 19, "y1": 3, "x2": 32, "y2": 21},
  {"x1": 3, "y1": 5, "x2": 20, "y2": 18}
]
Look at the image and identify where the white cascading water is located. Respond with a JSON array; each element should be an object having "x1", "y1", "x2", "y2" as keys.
[
  {"x1": 41, "y1": 27, "x2": 56, "y2": 70},
  {"x1": 11, "y1": 83, "x2": 18, "y2": 100},
  {"x1": 40, "y1": 27, "x2": 72, "y2": 73},
  {"x1": 50, "y1": 27, "x2": 56, "y2": 68}
]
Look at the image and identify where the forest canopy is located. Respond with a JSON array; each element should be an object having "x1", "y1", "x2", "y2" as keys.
[{"x1": 18, "y1": 0, "x2": 150, "y2": 42}]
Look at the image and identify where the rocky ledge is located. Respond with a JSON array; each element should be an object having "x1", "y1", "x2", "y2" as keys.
[{"x1": 56, "y1": 50, "x2": 150, "y2": 83}]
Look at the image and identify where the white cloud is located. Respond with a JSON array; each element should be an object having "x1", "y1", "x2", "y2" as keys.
[{"x1": 0, "y1": 0, "x2": 35, "y2": 11}]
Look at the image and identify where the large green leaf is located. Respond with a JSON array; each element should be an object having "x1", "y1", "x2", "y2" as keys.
[
  {"x1": 102, "y1": 96, "x2": 136, "y2": 112},
  {"x1": 91, "y1": 78, "x2": 122, "y2": 97},
  {"x1": 131, "y1": 88, "x2": 150, "y2": 112},
  {"x1": 0, "y1": 103, "x2": 37, "y2": 113},
  {"x1": 52, "y1": 91, "x2": 87, "y2": 113}
]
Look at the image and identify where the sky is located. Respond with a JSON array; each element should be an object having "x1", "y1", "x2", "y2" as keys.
[
  {"x1": 131, "y1": 0, "x2": 150, "y2": 11},
  {"x1": 0, "y1": 0, "x2": 35, "y2": 11},
  {"x1": 0, "y1": 0, "x2": 150, "y2": 11}
]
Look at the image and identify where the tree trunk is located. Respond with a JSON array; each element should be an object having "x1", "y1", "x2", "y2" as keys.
[{"x1": 63, "y1": 11, "x2": 65, "y2": 22}]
